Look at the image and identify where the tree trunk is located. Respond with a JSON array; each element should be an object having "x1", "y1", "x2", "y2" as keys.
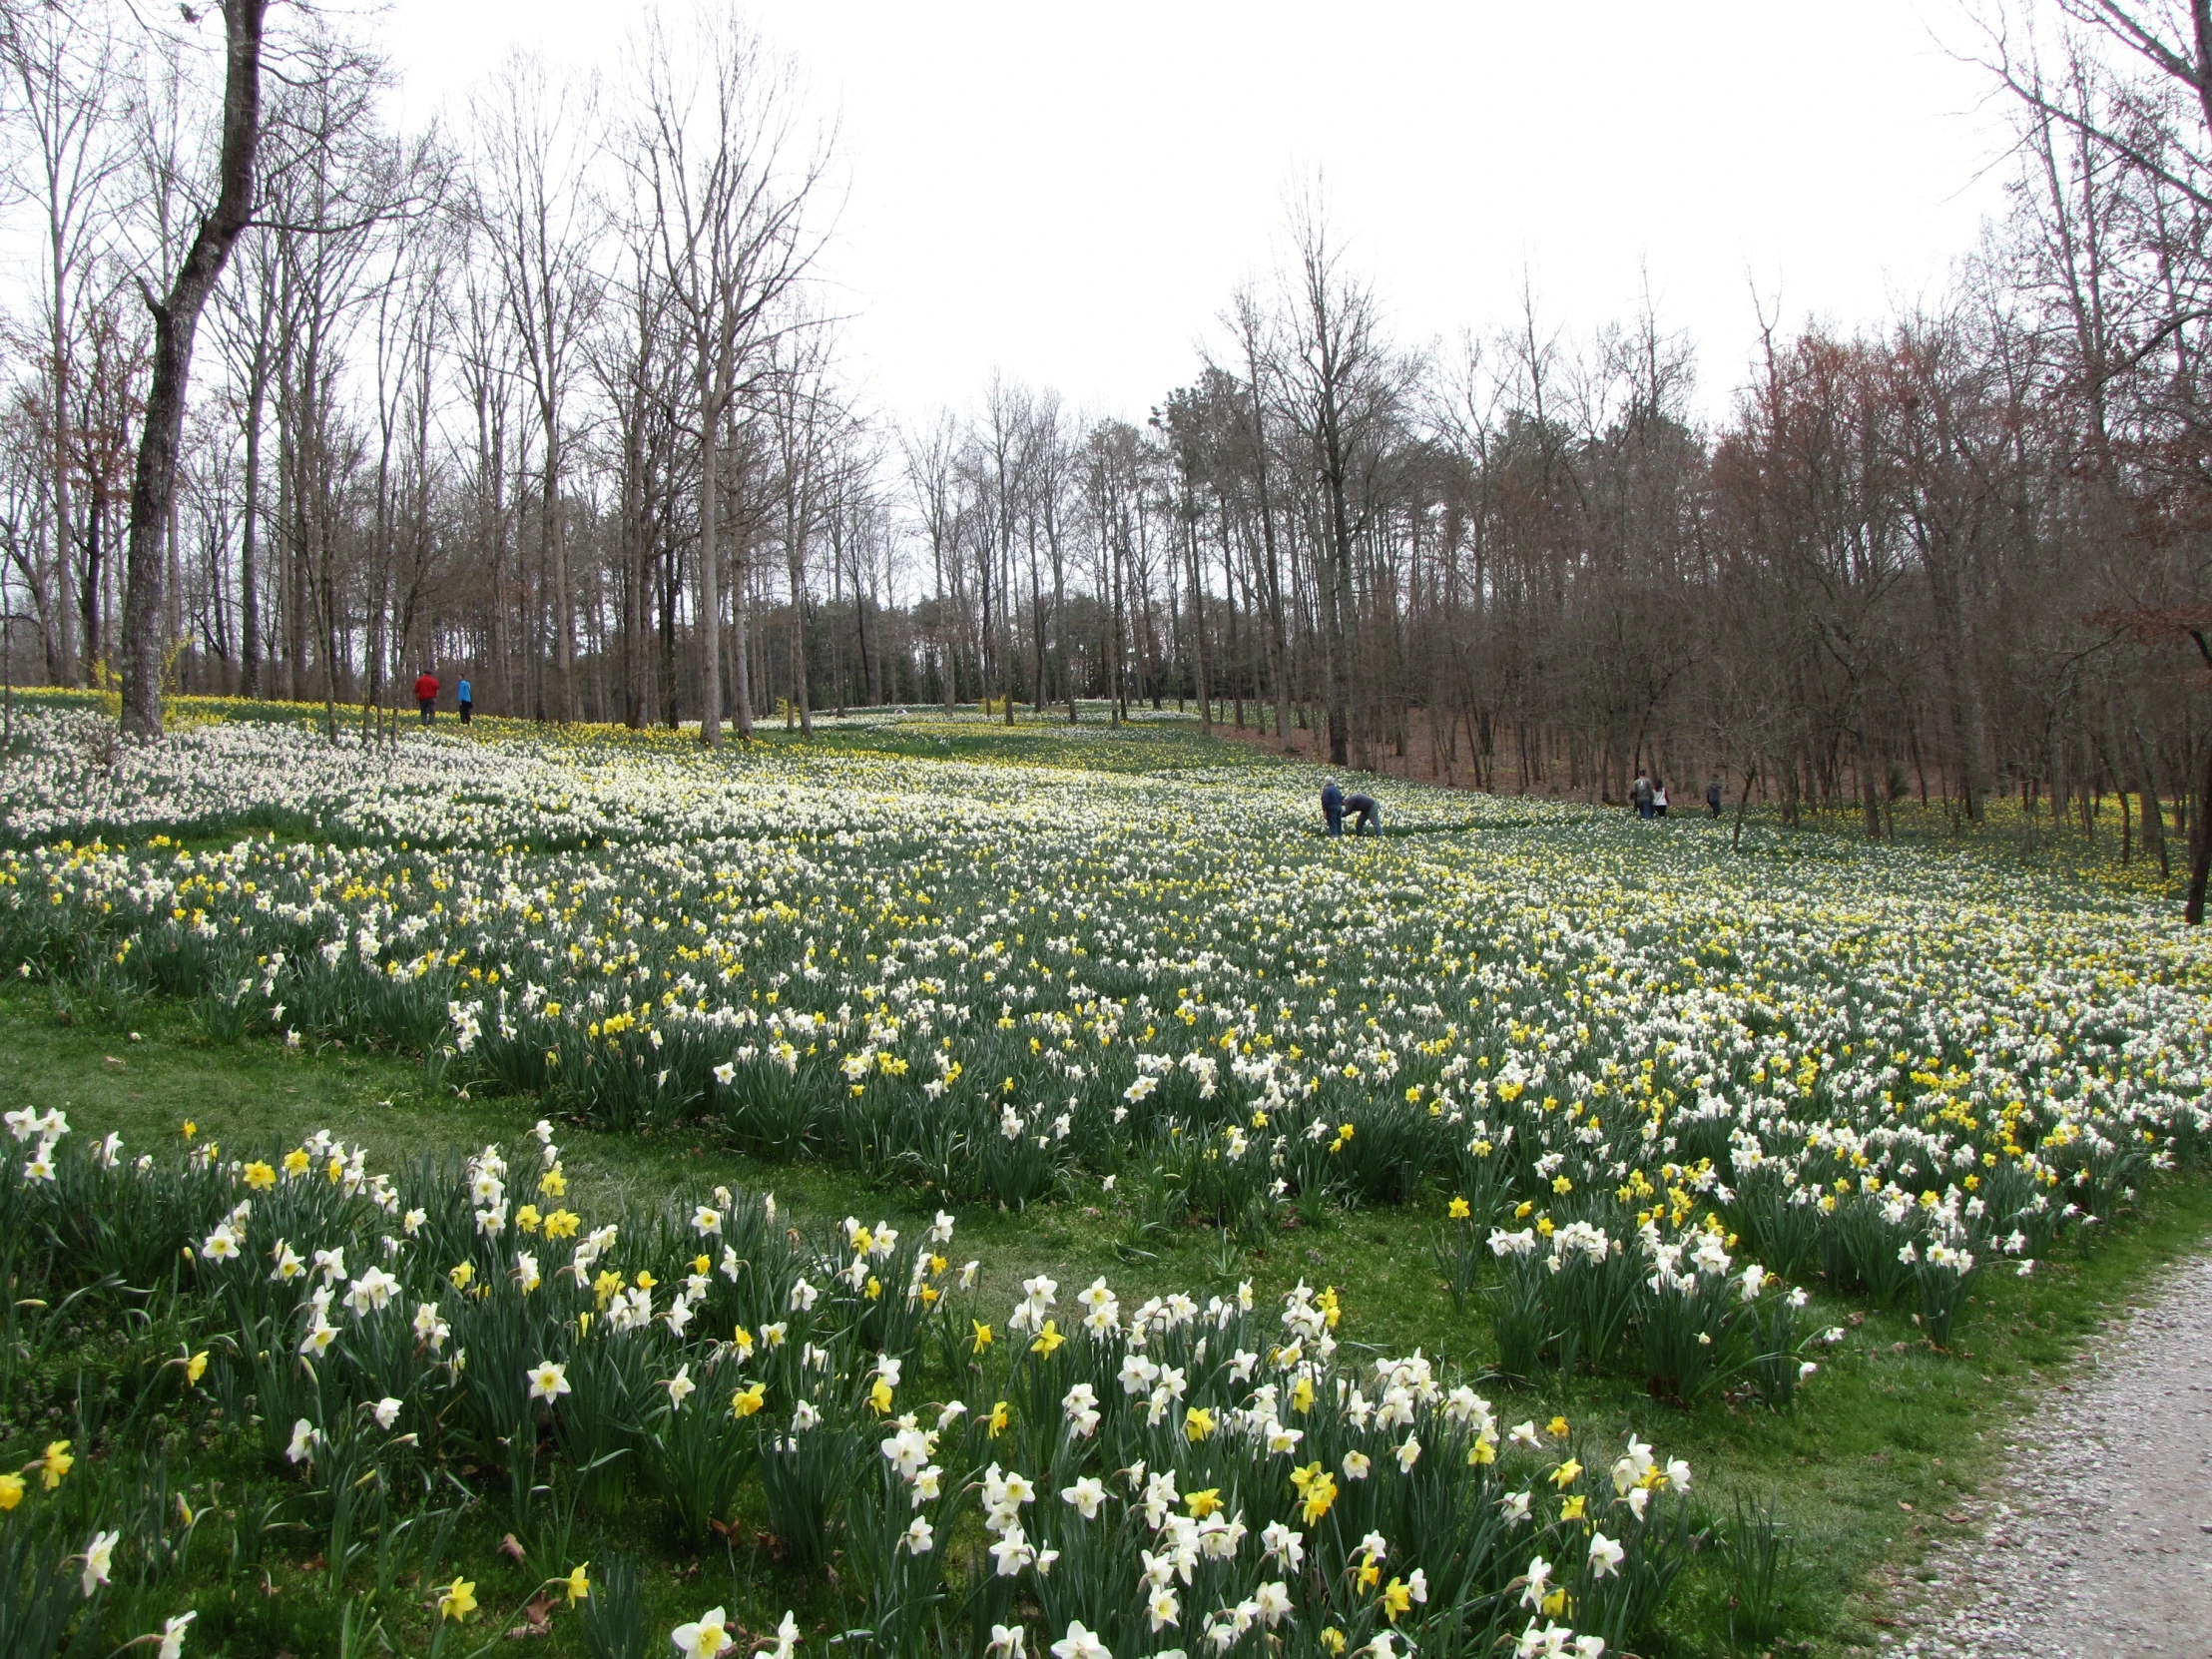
[
  {"x1": 730, "y1": 503, "x2": 754, "y2": 740},
  {"x1": 2189, "y1": 735, "x2": 2212, "y2": 925},
  {"x1": 2132, "y1": 723, "x2": 2170, "y2": 877},
  {"x1": 119, "y1": 0, "x2": 269, "y2": 737},
  {"x1": 1052, "y1": 520, "x2": 1074, "y2": 725},
  {"x1": 1185, "y1": 503, "x2": 1211, "y2": 733},
  {"x1": 1029, "y1": 526, "x2": 1046, "y2": 716},
  {"x1": 544, "y1": 425, "x2": 573, "y2": 723},
  {"x1": 787, "y1": 498, "x2": 812, "y2": 737},
  {"x1": 239, "y1": 335, "x2": 265, "y2": 695},
  {"x1": 80, "y1": 488, "x2": 102, "y2": 678},
  {"x1": 935, "y1": 531, "x2": 955, "y2": 714},
  {"x1": 697, "y1": 359, "x2": 722, "y2": 747},
  {"x1": 49, "y1": 200, "x2": 79, "y2": 687}
]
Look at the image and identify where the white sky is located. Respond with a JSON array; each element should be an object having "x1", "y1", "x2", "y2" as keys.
[{"x1": 377, "y1": 0, "x2": 2019, "y2": 429}]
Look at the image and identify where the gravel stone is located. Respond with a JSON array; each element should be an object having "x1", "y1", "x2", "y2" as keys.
[{"x1": 1890, "y1": 1254, "x2": 2212, "y2": 1658}]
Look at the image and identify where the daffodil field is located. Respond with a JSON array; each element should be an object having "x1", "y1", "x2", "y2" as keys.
[{"x1": 0, "y1": 698, "x2": 2207, "y2": 1659}]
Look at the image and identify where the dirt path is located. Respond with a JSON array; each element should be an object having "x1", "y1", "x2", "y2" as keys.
[{"x1": 1887, "y1": 1253, "x2": 2212, "y2": 1659}]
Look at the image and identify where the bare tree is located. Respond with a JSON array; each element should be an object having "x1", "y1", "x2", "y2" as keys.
[
  {"x1": 2, "y1": 0, "x2": 130, "y2": 686},
  {"x1": 474, "y1": 52, "x2": 601, "y2": 724},
  {"x1": 979, "y1": 375, "x2": 1028, "y2": 724},
  {"x1": 1275, "y1": 191, "x2": 1396, "y2": 767},
  {"x1": 118, "y1": 0, "x2": 270, "y2": 737},
  {"x1": 902, "y1": 410, "x2": 962, "y2": 711},
  {"x1": 630, "y1": 7, "x2": 830, "y2": 748},
  {"x1": 587, "y1": 212, "x2": 682, "y2": 730},
  {"x1": 762, "y1": 314, "x2": 837, "y2": 735},
  {"x1": 1222, "y1": 285, "x2": 1293, "y2": 747},
  {"x1": 1967, "y1": 1, "x2": 2212, "y2": 208}
]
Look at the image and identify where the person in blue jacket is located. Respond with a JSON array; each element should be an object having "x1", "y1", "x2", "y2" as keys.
[
  {"x1": 1321, "y1": 777, "x2": 1345, "y2": 835},
  {"x1": 457, "y1": 676, "x2": 474, "y2": 726}
]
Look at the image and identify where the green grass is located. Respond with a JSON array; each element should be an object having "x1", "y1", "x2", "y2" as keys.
[{"x1": 10, "y1": 966, "x2": 2207, "y2": 1659}]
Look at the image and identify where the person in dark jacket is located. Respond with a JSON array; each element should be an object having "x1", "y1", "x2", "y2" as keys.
[
  {"x1": 413, "y1": 669, "x2": 439, "y2": 725},
  {"x1": 1706, "y1": 778, "x2": 1723, "y2": 818},
  {"x1": 1344, "y1": 791, "x2": 1382, "y2": 834},
  {"x1": 1631, "y1": 771, "x2": 1653, "y2": 819},
  {"x1": 1321, "y1": 778, "x2": 1345, "y2": 835}
]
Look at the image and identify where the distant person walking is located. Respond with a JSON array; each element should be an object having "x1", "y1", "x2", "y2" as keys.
[
  {"x1": 414, "y1": 669, "x2": 439, "y2": 726},
  {"x1": 1631, "y1": 771, "x2": 1654, "y2": 820},
  {"x1": 1706, "y1": 777, "x2": 1722, "y2": 818},
  {"x1": 1322, "y1": 777, "x2": 1346, "y2": 836},
  {"x1": 1344, "y1": 791, "x2": 1382, "y2": 835},
  {"x1": 457, "y1": 676, "x2": 473, "y2": 727},
  {"x1": 1652, "y1": 780, "x2": 1669, "y2": 819}
]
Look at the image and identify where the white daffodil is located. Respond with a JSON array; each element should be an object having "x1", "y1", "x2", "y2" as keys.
[
  {"x1": 1589, "y1": 1531, "x2": 1625, "y2": 1578},
  {"x1": 671, "y1": 1606, "x2": 732, "y2": 1659},
  {"x1": 79, "y1": 1528, "x2": 118, "y2": 1596},
  {"x1": 527, "y1": 1360, "x2": 571, "y2": 1403},
  {"x1": 285, "y1": 1418, "x2": 319, "y2": 1464}
]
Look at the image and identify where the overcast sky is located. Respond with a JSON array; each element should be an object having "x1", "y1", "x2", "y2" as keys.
[{"x1": 375, "y1": 0, "x2": 2019, "y2": 429}]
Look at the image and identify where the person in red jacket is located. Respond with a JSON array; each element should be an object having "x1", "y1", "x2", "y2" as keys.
[{"x1": 413, "y1": 668, "x2": 439, "y2": 725}]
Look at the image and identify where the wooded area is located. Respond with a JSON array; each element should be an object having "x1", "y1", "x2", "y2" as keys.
[{"x1": 5, "y1": 0, "x2": 2212, "y2": 859}]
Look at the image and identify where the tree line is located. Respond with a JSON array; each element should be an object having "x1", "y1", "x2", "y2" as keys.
[{"x1": 4, "y1": 1, "x2": 2212, "y2": 902}]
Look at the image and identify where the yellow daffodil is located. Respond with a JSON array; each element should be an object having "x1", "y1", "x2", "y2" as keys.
[
  {"x1": 37, "y1": 1441, "x2": 72, "y2": 1490},
  {"x1": 1290, "y1": 1462, "x2": 1338, "y2": 1523}
]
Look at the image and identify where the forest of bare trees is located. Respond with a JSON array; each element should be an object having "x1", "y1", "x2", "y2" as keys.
[{"x1": 6, "y1": 1, "x2": 2212, "y2": 869}]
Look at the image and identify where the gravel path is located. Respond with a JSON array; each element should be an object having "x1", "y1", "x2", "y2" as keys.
[{"x1": 1885, "y1": 1253, "x2": 2212, "y2": 1659}]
